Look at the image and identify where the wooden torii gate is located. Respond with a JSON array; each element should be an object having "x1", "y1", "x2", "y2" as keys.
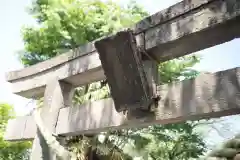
[{"x1": 4, "y1": 0, "x2": 240, "y2": 159}]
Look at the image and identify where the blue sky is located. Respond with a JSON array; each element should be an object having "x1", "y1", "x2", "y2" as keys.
[{"x1": 0, "y1": 0, "x2": 240, "y2": 148}]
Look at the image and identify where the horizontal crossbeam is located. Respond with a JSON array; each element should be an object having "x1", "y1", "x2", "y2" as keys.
[
  {"x1": 5, "y1": 67, "x2": 240, "y2": 141},
  {"x1": 6, "y1": 0, "x2": 240, "y2": 98}
]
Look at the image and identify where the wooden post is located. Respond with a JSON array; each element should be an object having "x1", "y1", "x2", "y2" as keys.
[{"x1": 30, "y1": 78, "x2": 74, "y2": 160}]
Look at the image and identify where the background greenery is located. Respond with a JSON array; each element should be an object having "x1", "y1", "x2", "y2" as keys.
[{"x1": 0, "y1": 103, "x2": 31, "y2": 160}]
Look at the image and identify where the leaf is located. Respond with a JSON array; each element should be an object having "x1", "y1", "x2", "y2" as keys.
[{"x1": 0, "y1": 103, "x2": 31, "y2": 160}]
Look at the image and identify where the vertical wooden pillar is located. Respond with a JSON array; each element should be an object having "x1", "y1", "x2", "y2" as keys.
[{"x1": 30, "y1": 78, "x2": 74, "y2": 160}]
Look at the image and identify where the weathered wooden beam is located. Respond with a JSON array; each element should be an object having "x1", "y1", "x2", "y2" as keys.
[
  {"x1": 6, "y1": 0, "x2": 240, "y2": 98},
  {"x1": 5, "y1": 67, "x2": 240, "y2": 141}
]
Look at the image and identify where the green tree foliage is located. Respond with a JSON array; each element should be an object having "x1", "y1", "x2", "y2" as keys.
[
  {"x1": 0, "y1": 103, "x2": 31, "y2": 160},
  {"x1": 20, "y1": 0, "x2": 147, "y2": 66},
  {"x1": 19, "y1": 0, "x2": 206, "y2": 159},
  {"x1": 143, "y1": 124, "x2": 205, "y2": 160}
]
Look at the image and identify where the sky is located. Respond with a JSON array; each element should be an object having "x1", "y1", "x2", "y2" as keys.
[{"x1": 0, "y1": 0, "x2": 240, "y2": 149}]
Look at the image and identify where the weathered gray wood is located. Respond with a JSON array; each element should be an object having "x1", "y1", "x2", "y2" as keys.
[
  {"x1": 30, "y1": 79, "x2": 74, "y2": 160},
  {"x1": 5, "y1": 67, "x2": 240, "y2": 140},
  {"x1": 95, "y1": 30, "x2": 152, "y2": 112},
  {"x1": 6, "y1": 0, "x2": 240, "y2": 98}
]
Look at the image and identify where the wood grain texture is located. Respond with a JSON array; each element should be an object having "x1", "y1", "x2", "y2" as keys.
[
  {"x1": 5, "y1": 67, "x2": 240, "y2": 140},
  {"x1": 6, "y1": 0, "x2": 240, "y2": 98}
]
